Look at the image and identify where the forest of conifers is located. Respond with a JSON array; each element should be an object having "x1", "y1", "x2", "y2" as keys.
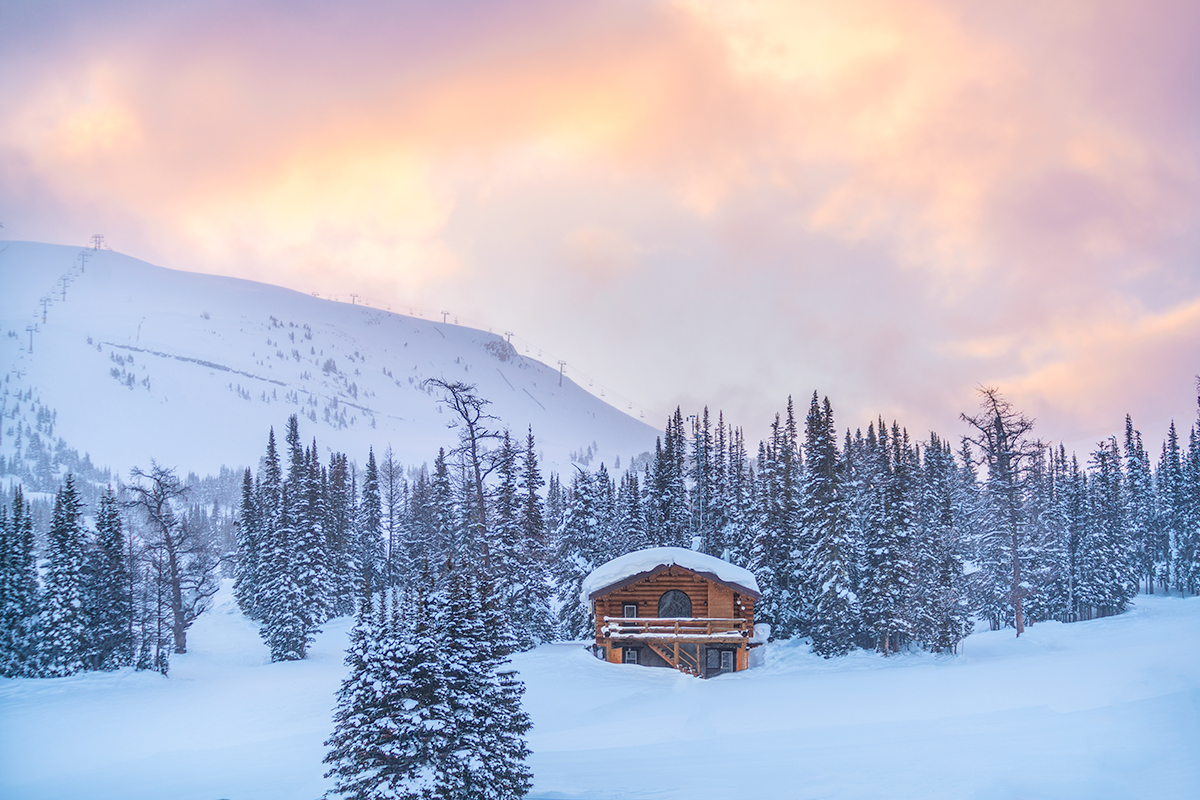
[{"x1": 3, "y1": 381, "x2": 1199, "y2": 677}]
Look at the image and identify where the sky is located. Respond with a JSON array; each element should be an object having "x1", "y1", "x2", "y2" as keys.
[{"x1": 3, "y1": 0, "x2": 1198, "y2": 455}]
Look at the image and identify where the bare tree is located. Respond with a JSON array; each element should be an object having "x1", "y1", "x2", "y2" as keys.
[
  {"x1": 379, "y1": 446, "x2": 405, "y2": 586},
  {"x1": 127, "y1": 463, "x2": 220, "y2": 653},
  {"x1": 960, "y1": 387, "x2": 1041, "y2": 637},
  {"x1": 424, "y1": 379, "x2": 502, "y2": 568}
]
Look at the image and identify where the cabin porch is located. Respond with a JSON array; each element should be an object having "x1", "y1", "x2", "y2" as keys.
[{"x1": 598, "y1": 616, "x2": 751, "y2": 677}]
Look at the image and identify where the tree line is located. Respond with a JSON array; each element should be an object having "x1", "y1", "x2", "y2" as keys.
[
  {"x1": 5, "y1": 381, "x2": 1198, "y2": 681},
  {"x1": 0, "y1": 467, "x2": 222, "y2": 678}
]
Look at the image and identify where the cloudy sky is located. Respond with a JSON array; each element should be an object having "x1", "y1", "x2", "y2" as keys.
[{"x1": 3, "y1": 0, "x2": 1198, "y2": 453}]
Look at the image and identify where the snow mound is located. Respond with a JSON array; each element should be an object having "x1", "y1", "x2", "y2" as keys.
[{"x1": 581, "y1": 547, "x2": 760, "y2": 604}]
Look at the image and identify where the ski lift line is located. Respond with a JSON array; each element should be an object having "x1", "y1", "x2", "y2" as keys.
[{"x1": 304, "y1": 292, "x2": 662, "y2": 423}]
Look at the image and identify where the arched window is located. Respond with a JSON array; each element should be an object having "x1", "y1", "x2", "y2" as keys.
[{"x1": 657, "y1": 589, "x2": 692, "y2": 618}]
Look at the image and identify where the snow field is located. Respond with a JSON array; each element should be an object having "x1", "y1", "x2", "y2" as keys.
[{"x1": 1, "y1": 585, "x2": 1197, "y2": 800}]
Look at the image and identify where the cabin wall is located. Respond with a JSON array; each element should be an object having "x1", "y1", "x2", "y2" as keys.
[{"x1": 592, "y1": 565, "x2": 756, "y2": 624}]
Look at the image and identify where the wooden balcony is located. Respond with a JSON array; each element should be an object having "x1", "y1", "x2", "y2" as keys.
[{"x1": 600, "y1": 616, "x2": 751, "y2": 642}]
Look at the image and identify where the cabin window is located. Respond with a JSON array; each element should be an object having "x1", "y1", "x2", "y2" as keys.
[
  {"x1": 623, "y1": 603, "x2": 638, "y2": 618},
  {"x1": 623, "y1": 647, "x2": 638, "y2": 664},
  {"x1": 706, "y1": 649, "x2": 720, "y2": 670},
  {"x1": 721, "y1": 650, "x2": 735, "y2": 672},
  {"x1": 657, "y1": 589, "x2": 692, "y2": 618}
]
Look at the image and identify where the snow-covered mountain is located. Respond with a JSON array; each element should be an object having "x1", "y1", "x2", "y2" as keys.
[{"x1": 0, "y1": 241, "x2": 658, "y2": 480}]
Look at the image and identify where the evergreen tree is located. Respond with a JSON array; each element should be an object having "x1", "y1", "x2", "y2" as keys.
[
  {"x1": 1124, "y1": 416, "x2": 1156, "y2": 593},
  {"x1": 749, "y1": 402, "x2": 802, "y2": 638},
  {"x1": 327, "y1": 451, "x2": 358, "y2": 616},
  {"x1": 802, "y1": 395, "x2": 857, "y2": 657},
  {"x1": 324, "y1": 587, "x2": 448, "y2": 799},
  {"x1": 1157, "y1": 422, "x2": 1188, "y2": 594},
  {"x1": 357, "y1": 448, "x2": 384, "y2": 599},
  {"x1": 83, "y1": 488, "x2": 134, "y2": 670},
  {"x1": 1081, "y1": 437, "x2": 1136, "y2": 617},
  {"x1": 860, "y1": 423, "x2": 916, "y2": 654},
  {"x1": 0, "y1": 487, "x2": 39, "y2": 676},
  {"x1": 515, "y1": 428, "x2": 554, "y2": 647},
  {"x1": 42, "y1": 475, "x2": 88, "y2": 677},
  {"x1": 234, "y1": 467, "x2": 263, "y2": 619},
  {"x1": 553, "y1": 467, "x2": 611, "y2": 640},
  {"x1": 911, "y1": 435, "x2": 971, "y2": 652}
]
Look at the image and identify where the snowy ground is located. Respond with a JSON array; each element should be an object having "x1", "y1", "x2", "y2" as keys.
[{"x1": 3, "y1": 586, "x2": 1198, "y2": 800}]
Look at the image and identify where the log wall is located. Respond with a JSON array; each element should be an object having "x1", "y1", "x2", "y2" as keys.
[{"x1": 592, "y1": 565, "x2": 756, "y2": 625}]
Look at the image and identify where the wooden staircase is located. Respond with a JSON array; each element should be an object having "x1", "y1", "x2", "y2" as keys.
[{"x1": 647, "y1": 641, "x2": 702, "y2": 677}]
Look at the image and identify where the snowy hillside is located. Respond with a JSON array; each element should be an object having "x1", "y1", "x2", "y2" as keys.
[
  {"x1": 0, "y1": 241, "x2": 658, "y2": 479},
  {"x1": 1, "y1": 583, "x2": 1197, "y2": 800}
]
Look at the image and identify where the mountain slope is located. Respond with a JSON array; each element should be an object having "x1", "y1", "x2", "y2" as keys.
[{"x1": 0, "y1": 241, "x2": 657, "y2": 478}]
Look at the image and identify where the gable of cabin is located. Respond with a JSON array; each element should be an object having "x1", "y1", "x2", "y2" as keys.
[{"x1": 589, "y1": 564, "x2": 756, "y2": 622}]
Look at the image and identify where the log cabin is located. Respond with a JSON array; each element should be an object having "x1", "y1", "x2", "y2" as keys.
[{"x1": 581, "y1": 547, "x2": 762, "y2": 678}]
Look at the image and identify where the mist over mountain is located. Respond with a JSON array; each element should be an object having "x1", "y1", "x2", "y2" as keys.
[{"x1": 0, "y1": 241, "x2": 657, "y2": 483}]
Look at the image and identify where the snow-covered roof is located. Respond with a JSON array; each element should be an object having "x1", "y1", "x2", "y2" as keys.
[{"x1": 581, "y1": 547, "x2": 761, "y2": 604}]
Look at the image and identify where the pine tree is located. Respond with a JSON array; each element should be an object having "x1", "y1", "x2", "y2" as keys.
[
  {"x1": 515, "y1": 427, "x2": 554, "y2": 647},
  {"x1": 553, "y1": 467, "x2": 611, "y2": 640},
  {"x1": 749, "y1": 403, "x2": 802, "y2": 638},
  {"x1": 324, "y1": 587, "x2": 448, "y2": 799},
  {"x1": 861, "y1": 423, "x2": 917, "y2": 654},
  {"x1": 911, "y1": 435, "x2": 971, "y2": 652},
  {"x1": 83, "y1": 488, "x2": 134, "y2": 670},
  {"x1": 1081, "y1": 437, "x2": 1136, "y2": 617},
  {"x1": 327, "y1": 451, "x2": 358, "y2": 616},
  {"x1": 0, "y1": 487, "x2": 40, "y2": 676},
  {"x1": 357, "y1": 448, "x2": 384, "y2": 600},
  {"x1": 1124, "y1": 416, "x2": 1156, "y2": 593},
  {"x1": 42, "y1": 475, "x2": 88, "y2": 677},
  {"x1": 234, "y1": 467, "x2": 263, "y2": 619},
  {"x1": 1157, "y1": 422, "x2": 1187, "y2": 594},
  {"x1": 802, "y1": 395, "x2": 857, "y2": 657}
]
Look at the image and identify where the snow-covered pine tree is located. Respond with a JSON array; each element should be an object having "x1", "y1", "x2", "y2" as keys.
[
  {"x1": 614, "y1": 470, "x2": 647, "y2": 555},
  {"x1": 324, "y1": 585, "x2": 448, "y2": 800},
  {"x1": 489, "y1": 432, "x2": 526, "y2": 624},
  {"x1": 721, "y1": 426, "x2": 757, "y2": 568},
  {"x1": 41, "y1": 475, "x2": 88, "y2": 677},
  {"x1": 647, "y1": 408, "x2": 690, "y2": 548},
  {"x1": 471, "y1": 577, "x2": 534, "y2": 799},
  {"x1": 0, "y1": 486, "x2": 39, "y2": 677},
  {"x1": 706, "y1": 411, "x2": 730, "y2": 558},
  {"x1": 436, "y1": 567, "x2": 532, "y2": 799},
  {"x1": 297, "y1": 438, "x2": 334, "y2": 625},
  {"x1": 749, "y1": 403, "x2": 803, "y2": 638},
  {"x1": 911, "y1": 434, "x2": 971, "y2": 652},
  {"x1": 1184, "y1": 391, "x2": 1200, "y2": 596},
  {"x1": 1016, "y1": 445, "x2": 1057, "y2": 625},
  {"x1": 233, "y1": 467, "x2": 263, "y2": 619},
  {"x1": 1081, "y1": 437, "x2": 1136, "y2": 617},
  {"x1": 326, "y1": 451, "x2": 357, "y2": 616},
  {"x1": 357, "y1": 448, "x2": 384, "y2": 600},
  {"x1": 429, "y1": 448, "x2": 460, "y2": 575},
  {"x1": 1123, "y1": 416, "x2": 1157, "y2": 594},
  {"x1": 688, "y1": 407, "x2": 716, "y2": 554},
  {"x1": 860, "y1": 422, "x2": 917, "y2": 654},
  {"x1": 516, "y1": 427, "x2": 554, "y2": 648},
  {"x1": 83, "y1": 488, "x2": 134, "y2": 670},
  {"x1": 802, "y1": 394, "x2": 857, "y2": 657},
  {"x1": 553, "y1": 467, "x2": 610, "y2": 640},
  {"x1": 1156, "y1": 422, "x2": 1187, "y2": 594}
]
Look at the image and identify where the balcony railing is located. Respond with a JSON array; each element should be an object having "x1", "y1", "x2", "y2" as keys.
[{"x1": 600, "y1": 616, "x2": 750, "y2": 641}]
